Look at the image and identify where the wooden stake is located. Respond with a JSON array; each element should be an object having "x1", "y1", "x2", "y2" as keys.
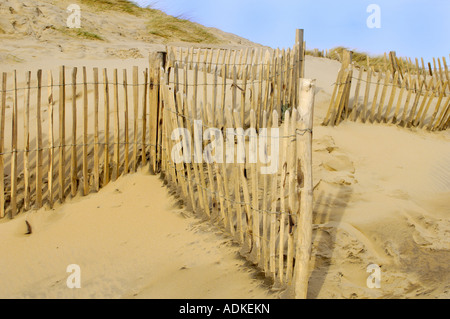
[
  {"x1": 194, "y1": 100, "x2": 210, "y2": 218},
  {"x1": 278, "y1": 109, "x2": 290, "y2": 284},
  {"x1": 93, "y1": 68, "x2": 100, "y2": 192},
  {"x1": 36, "y1": 69, "x2": 43, "y2": 207},
  {"x1": 10, "y1": 71, "x2": 18, "y2": 217},
  {"x1": 212, "y1": 66, "x2": 218, "y2": 127},
  {"x1": 413, "y1": 78, "x2": 433, "y2": 126},
  {"x1": 370, "y1": 70, "x2": 383, "y2": 122},
  {"x1": 294, "y1": 79, "x2": 315, "y2": 299},
  {"x1": 233, "y1": 110, "x2": 252, "y2": 249},
  {"x1": 384, "y1": 72, "x2": 399, "y2": 123},
  {"x1": 221, "y1": 64, "x2": 227, "y2": 127},
  {"x1": 434, "y1": 96, "x2": 450, "y2": 131},
  {"x1": 398, "y1": 76, "x2": 414, "y2": 126},
  {"x1": 269, "y1": 110, "x2": 279, "y2": 279},
  {"x1": 23, "y1": 71, "x2": 31, "y2": 210},
  {"x1": 113, "y1": 69, "x2": 120, "y2": 180},
  {"x1": 177, "y1": 92, "x2": 196, "y2": 212},
  {"x1": 361, "y1": 67, "x2": 372, "y2": 123},
  {"x1": 123, "y1": 69, "x2": 129, "y2": 174},
  {"x1": 351, "y1": 67, "x2": 364, "y2": 121},
  {"x1": 233, "y1": 164, "x2": 243, "y2": 243},
  {"x1": 260, "y1": 110, "x2": 270, "y2": 274},
  {"x1": 189, "y1": 97, "x2": 209, "y2": 218},
  {"x1": 222, "y1": 118, "x2": 234, "y2": 235},
  {"x1": 330, "y1": 69, "x2": 350, "y2": 125},
  {"x1": 82, "y1": 67, "x2": 89, "y2": 195},
  {"x1": 103, "y1": 68, "x2": 110, "y2": 185},
  {"x1": 70, "y1": 67, "x2": 77, "y2": 197},
  {"x1": 418, "y1": 86, "x2": 437, "y2": 128},
  {"x1": 376, "y1": 70, "x2": 391, "y2": 122},
  {"x1": 241, "y1": 65, "x2": 248, "y2": 126},
  {"x1": 232, "y1": 66, "x2": 237, "y2": 114},
  {"x1": 407, "y1": 79, "x2": 425, "y2": 126},
  {"x1": 250, "y1": 110, "x2": 260, "y2": 262},
  {"x1": 59, "y1": 66, "x2": 66, "y2": 202},
  {"x1": 149, "y1": 53, "x2": 163, "y2": 174},
  {"x1": 286, "y1": 108, "x2": 298, "y2": 283},
  {"x1": 47, "y1": 71, "x2": 54, "y2": 207},
  {"x1": 141, "y1": 68, "x2": 148, "y2": 167},
  {"x1": 428, "y1": 81, "x2": 448, "y2": 130},
  {"x1": 0, "y1": 73, "x2": 6, "y2": 218},
  {"x1": 392, "y1": 79, "x2": 406, "y2": 124},
  {"x1": 336, "y1": 68, "x2": 353, "y2": 125},
  {"x1": 133, "y1": 66, "x2": 139, "y2": 172}
]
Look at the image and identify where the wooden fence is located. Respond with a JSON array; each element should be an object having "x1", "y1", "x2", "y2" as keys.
[
  {"x1": 0, "y1": 63, "x2": 161, "y2": 219},
  {"x1": 164, "y1": 29, "x2": 306, "y2": 130},
  {"x1": 0, "y1": 30, "x2": 316, "y2": 298},
  {"x1": 157, "y1": 41, "x2": 315, "y2": 298},
  {"x1": 323, "y1": 50, "x2": 450, "y2": 130}
]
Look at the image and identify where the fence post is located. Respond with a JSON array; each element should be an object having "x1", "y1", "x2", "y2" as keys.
[
  {"x1": 294, "y1": 78, "x2": 316, "y2": 299},
  {"x1": 10, "y1": 71, "x2": 18, "y2": 218},
  {"x1": 389, "y1": 51, "x2": 398, "y2": 78},
  {"x1": 324, "y1": 49, "x2": 352, "y2": 125},
  {"x1": 0, "y1": 73, "x2": 6, "y2": 218},
  {"x1": 295, "y1": 29, "x2": 304, "y2": 108},
  {"x1": 149, "y1": 51, "x2": 166, "y2": 174},
  {"x1": 337, "y1": 50, "x2": 353, "y2": 124}
]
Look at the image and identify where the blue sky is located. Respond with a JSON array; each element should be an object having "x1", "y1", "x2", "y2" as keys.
[{"x1": 135, "y1": 0, "x2": 450, "y2": 63}]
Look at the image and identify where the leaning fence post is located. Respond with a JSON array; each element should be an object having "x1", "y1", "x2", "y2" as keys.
[
  {"x1": 294, "y1": 78, "x2": 316, "y2": 299},
  {"x1": 150, "y1": 51, "x2": 166, "y2": 174},
  {"x1": 389, "y1": 51, "x2": 399, "y2": 78}
]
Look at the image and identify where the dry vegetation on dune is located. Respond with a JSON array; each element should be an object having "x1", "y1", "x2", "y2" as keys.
[
  {"x1": 80, "y1": 0, "x2": 143, "y2": 15},
  {"x1": 79, "y1": 0, "x2": 220, "y2": 44},
  {"x1": 55, "y1": 26, "x2": 104, "y2": 41},
  {"x1": 146, "y1": 14, "x2": 220, "y2": 44},
  {"x1": 0, "y1": 0, "x2": 224, "y2": 51}
]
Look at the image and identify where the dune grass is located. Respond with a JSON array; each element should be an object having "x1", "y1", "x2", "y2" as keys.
[
  {"x1": 146, "y1": 13, "x2": 219, "y2": 43},
  {"x1": 56, "y1": 27, "x2": 104, "y2": 41},
  {"x1": 80, "y1": 0, "x2": 220, "y2": 44},
  {"x1": 80, "y1": 0, "x2": 141, "y2": 15}
]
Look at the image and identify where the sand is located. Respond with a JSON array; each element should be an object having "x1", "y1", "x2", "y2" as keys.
[
  {"x1": 0, "y1": 170, "x2": 276, "y2": 299},
  {"x1": 0, "y1": 0, "x2": 449, "y2": 299}
]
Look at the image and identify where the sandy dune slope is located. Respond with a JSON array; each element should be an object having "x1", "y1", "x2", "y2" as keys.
[
  {"x1": 0, "y1": 0, "x2": 449, "y2": 299},
  {"x1": 0, "y1": 171, "x2": 278, "y2": 299}
]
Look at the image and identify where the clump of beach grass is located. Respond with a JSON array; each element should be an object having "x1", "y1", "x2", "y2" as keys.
[
  {"x1": 146, "y1": 12, "x2": 220, "y2": 44},
  {"x1": 56, "y1": 27, "x2": 104, "y2": 41},
  {"x1": 80, "y1": 0, "x2": 141, "y2": 15},
  {"x1": 79, "y1": 0, "x2": 220, "y2": 44}
]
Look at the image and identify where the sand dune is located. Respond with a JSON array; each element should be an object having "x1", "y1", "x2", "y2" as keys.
[
  {"x1": 0, "y1": 171, "x2": 277, "y2": 299},
  {"x1": 0, "y1": 0, "x2": 449, "y2": 299},
  {"x1": 0, "y1": 0, "x2": 260, "y2": 64}
]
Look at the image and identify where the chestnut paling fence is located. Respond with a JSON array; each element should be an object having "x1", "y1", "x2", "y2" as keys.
[
  {"x1": 0, "y1": 30, "x2": 317, "y2": 299},
  {"x1": 0, "y1": 65, "x2": 159, "y2": 219},
  {"x1": 323, "y1": 50, "x2": 450, "y2": 130}
]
